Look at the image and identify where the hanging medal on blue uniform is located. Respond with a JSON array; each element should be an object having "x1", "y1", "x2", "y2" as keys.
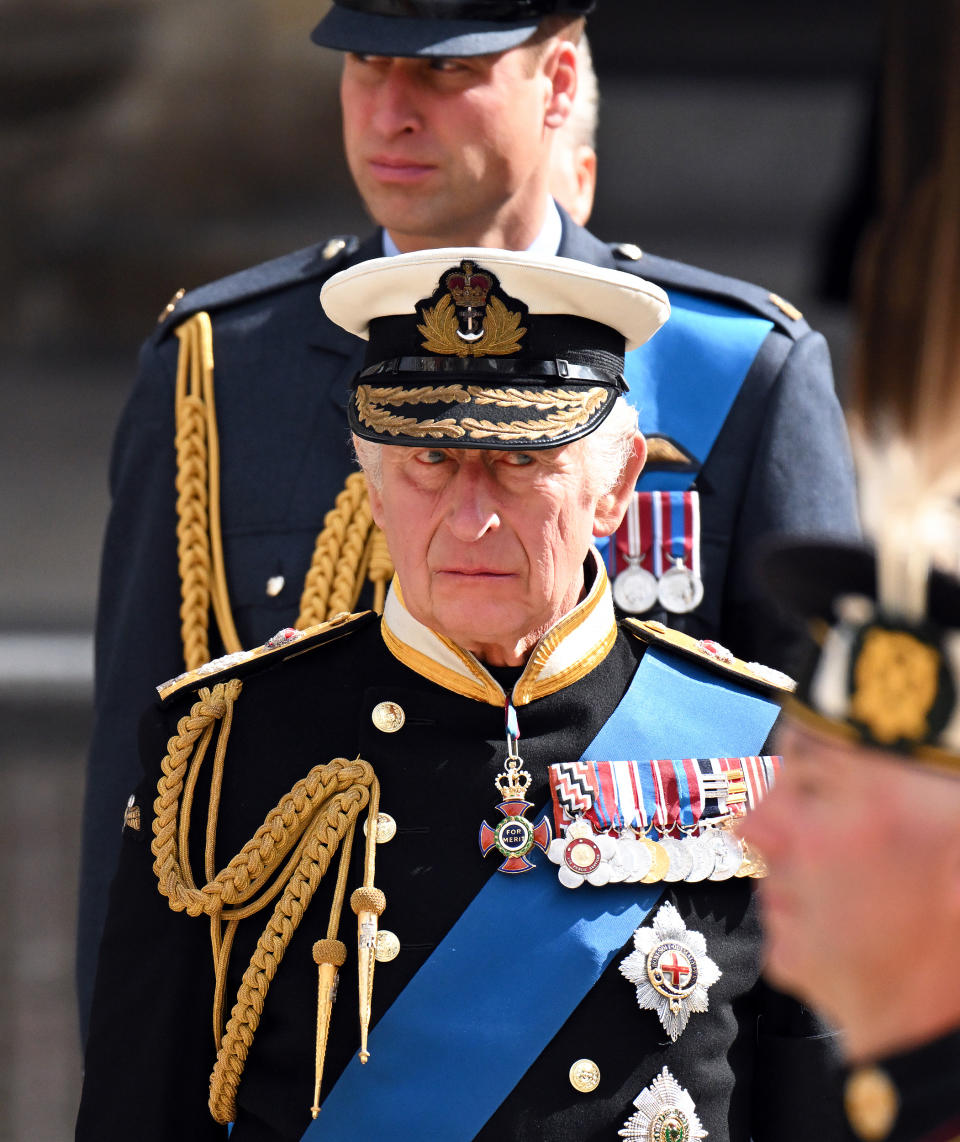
[
  {"x1": 654, "y1": 491, "x2": 704, "y2": 614},
  {"x1": 479, "y1": 701, "x2": 552, "y2": 873},
  {"x1": 612, "y1": 492, "x2": 659, "y2": 614},
  {"x1": 611, "y1": 491, "x2": 704, "y2": 615}
]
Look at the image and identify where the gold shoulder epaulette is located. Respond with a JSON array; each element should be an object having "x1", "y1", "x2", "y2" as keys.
[
  {"x1": 624, "y1": 618, "x2": 796, "y2": 694},
  {"x1": 156, "y1": 610, "x2": 373, "y2": 702}
]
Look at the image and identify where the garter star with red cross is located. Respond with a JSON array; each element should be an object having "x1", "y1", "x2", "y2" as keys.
[{"x1": 619, "y1": 901, "x2": 721, "y2": 1042}]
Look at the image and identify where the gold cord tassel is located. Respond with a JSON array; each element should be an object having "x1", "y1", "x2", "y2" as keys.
[
  {"x1": 151, "y1": 688, "x2": 379, "y2": 1125},
  {"x1": 350, "y1": 885, "x2": 386, "y2": 1064},
  {"x1": 311, "y1": 938, "x2": 347, "y2": 1117},
  {"x1": 350, "y1": 778, "x2": 384, "y2": 1065}
]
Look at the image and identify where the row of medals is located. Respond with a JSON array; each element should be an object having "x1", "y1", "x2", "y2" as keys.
[
  {"x1": 613, "y1": 557, "x2": 704, "y2": 616},
  {"x1": 548, "y1": 818, "x2": 766, "y2": 890}
]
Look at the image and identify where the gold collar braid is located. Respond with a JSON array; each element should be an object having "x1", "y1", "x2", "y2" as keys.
[{"x1": 150, "y1": 679, "x2": 382, "y2": 1124}]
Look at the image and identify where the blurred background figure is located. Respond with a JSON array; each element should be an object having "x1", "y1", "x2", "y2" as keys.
[
  {"x1": 741, "y1": 2, "x2": 960, "y2": 1139},
  {"x1": 1, "y1": 2, "x2": 880, "y2": 1140}
]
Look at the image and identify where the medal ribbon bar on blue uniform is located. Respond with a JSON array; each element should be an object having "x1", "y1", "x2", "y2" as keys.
[
  {"x1": 596, "y1": 289, "x2": 773, "y2": 571},
  {"x1": 305, "y1": 646, "x2": 779, "y2": 1141}
]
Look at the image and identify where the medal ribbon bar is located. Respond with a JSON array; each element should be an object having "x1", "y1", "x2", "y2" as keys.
[{"x1": 548, "y1": 757, "x2": 777, "y2": 837}]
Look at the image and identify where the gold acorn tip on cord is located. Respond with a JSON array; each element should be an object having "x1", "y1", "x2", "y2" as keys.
[
  {"x1": 351, "y1": 885, "x2": 386, "y2": 1064},
  {"x1": 311, "y1": 939, "x2": 348, "y2": 1118}
]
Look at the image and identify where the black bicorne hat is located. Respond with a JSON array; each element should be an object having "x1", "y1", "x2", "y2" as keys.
[
  {"x1": 311, "y1": 0, "x2": 595, "y2": 57},
  {"x1": 320, "y1": 247, "x2": 669, "y2": 451},
  {"x1": 759, "y1": 539, "x2": 960, "y2": 773}
]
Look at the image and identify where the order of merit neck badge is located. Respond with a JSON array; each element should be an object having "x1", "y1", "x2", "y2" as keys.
[
  {"x1": 619, "y1": 902, "x2": 721, "y2": 1042},
  {"x1": 478, "y1": 702, "x2": 552, "y2": 873},
  {"x1": 619, "y1": 1067, "x2": 707, "y2": 1142}
]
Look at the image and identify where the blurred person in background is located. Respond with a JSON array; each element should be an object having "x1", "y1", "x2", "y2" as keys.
[{"x1": 740, "y1": 4, "x2": 960, "y2": 1138}]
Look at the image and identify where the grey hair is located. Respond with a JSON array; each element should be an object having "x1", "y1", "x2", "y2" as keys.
[
  {"x1": 583, "y1": 395, "x2": 639, "y2": 495},
  {"x1": 351, "y1": 394, "x2": 638, "y2": 497},
  {"x1": 353, "y1": 432, "x2": 383, "y2": 490}
]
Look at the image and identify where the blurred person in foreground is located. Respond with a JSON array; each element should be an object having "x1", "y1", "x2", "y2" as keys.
[
  {"x1": 78, "y1": 0, "x2": 859, "y2": 1038},
  {"x1": 78, "y1": 249, "x2": 841, "y2": 1141},
  {"x1": 740, "y1": 6, "x2": 960, "y2": 1138}
]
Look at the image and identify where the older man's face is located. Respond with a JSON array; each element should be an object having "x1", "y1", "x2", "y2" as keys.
[
  {"x1": 740, "y1": 718, "x2": 960, "y2": 1053},
  {"x1": 367, "y1": 438, "x2": 637, "y2": 666}
]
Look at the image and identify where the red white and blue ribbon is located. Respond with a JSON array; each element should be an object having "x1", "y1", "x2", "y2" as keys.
[
  {"x1": 549, "y1": 756, "x2": 777, "y2": 838},
  {"x1": 608, "y1": 491, "x2": 701, "y2": 583}
]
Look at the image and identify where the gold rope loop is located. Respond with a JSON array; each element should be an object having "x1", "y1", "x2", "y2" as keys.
[
  {"x1": 206, "y1": 773, "x2": 375, "y2": 1124},
  {"x1": 297, "y1": 472, "x2": 394, "y2": 625},
  {"x1": 150, "y1": 685, "x2": 378, "y2": 1125}
]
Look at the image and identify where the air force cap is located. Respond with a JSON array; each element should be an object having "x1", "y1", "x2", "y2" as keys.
[{"x1": 311, "y1": 0, "x2": 596, "y2": 58}]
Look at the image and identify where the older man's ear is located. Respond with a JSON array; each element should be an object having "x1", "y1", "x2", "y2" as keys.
[{"x1": 592, "y1": 432, "x2": 645, "y2": 538}]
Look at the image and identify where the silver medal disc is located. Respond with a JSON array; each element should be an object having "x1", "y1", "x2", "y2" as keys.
[
  {"x1": 707, "y1": 830, "x2": 743, "y2": 881},
  {"x1": 683, "y1": 834, "x2": 716, "y2": 882},
  {"x1": 613, "y1": 564, "x2": 660, "y2": 614},
  {"x1": 657, "y1": 563, "x2": 705, "y2": 614},
  {"x1": 620, "y1": 834, "x2": 654, "y2": 883},
  {"x1": 660, "y1": 835, "x2": 694, "y2": 883}
]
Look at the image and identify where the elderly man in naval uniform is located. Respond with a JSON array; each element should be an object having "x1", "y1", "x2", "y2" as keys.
[
  {"x1": 77, "y1": 248, "x2": 841, "y2": 1142},
  {"x1": 78, "y1": 0, "x2": 859, "y2": 1045}
]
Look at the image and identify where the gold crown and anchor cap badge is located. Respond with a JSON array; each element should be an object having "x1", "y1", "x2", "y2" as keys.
[{"x1": 320, "y1": 247, "x2": 670, "y2": 451}]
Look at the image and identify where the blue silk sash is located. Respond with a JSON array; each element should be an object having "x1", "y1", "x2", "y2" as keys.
[{"x1": 303, "y1": 645, "x2": 779, "y2": 1140}]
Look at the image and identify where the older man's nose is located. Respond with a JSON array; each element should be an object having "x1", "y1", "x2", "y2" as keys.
[{"x1": 443, "y1": 467, "x2": 502, "y2": 542}]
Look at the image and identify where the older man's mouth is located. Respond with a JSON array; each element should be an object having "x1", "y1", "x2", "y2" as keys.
[{"x1": 434, "y1": 568, "x2": 515, "y2": 581}]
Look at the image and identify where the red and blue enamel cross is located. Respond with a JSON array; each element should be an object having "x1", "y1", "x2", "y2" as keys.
[{"x1": 478, "y1": 700, "x2": 552, "y2": 873}]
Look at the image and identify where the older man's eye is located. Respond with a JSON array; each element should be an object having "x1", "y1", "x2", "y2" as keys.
[
  {"x1": 504, "y1": 452, "x2": 535, "y2": 467},
  {"x1": 417, "y1": 450, "x2": 447, "y2": 465}
]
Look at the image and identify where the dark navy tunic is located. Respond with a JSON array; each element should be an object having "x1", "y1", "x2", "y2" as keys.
[{"x1": 78, "y1": 209, "x2": 859, "y2": 1035}]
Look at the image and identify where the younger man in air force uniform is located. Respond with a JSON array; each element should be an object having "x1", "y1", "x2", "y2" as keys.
[{"x1": 78, "y1": 251, "x2": 840, "y2": 1141}]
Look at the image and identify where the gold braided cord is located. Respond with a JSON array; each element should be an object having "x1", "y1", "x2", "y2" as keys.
[
  {"x1": 149, "y1": 681, "x2": 378, "y2": 1124},
  {"x1": 367, "y1": 526, "x2": 393, "y2": 615},
  {"x1": 296, "y1": 472, "x2": 394, "y2": 626},
  {"x1": 173, "y1": 314, "x2": 242, "y2": 672},
  {"x1": 174, "y1": 324, "x2": 213, "y2": 671},
  {"x1": 174, "y1": 320, "x2": 394, "y2": 662},
  {"x1": 207, "y1": 775, "x2": 373, "y2": 1124}
]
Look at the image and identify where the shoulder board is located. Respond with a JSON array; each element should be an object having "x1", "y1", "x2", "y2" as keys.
[
  {"x1": 156, "y1": 609, "x2": 376, "y2": 704},
  {"x1": 624, "y1": 618, "x2": 796, "y2": 695},
  {"x1": 610, "y1": 243, "x2": 810, "y2": 340},
  {"x1": 152, "y1": 234, "x2": 361, "y2": 341}
]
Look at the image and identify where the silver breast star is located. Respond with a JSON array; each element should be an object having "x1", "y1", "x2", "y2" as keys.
[
  {"x1": 619, "y1": 901, "x2": 721, "y2": 1042},
  {"x1": 619, "y1": 1066, "x2": 707, "y2": 1141}
]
